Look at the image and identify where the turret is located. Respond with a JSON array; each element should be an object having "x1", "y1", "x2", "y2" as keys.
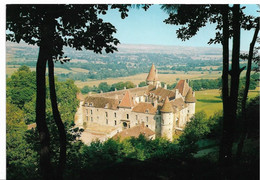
[
  {"x1": 160, "y1": 97, "x2": 174, "y2": 141},
  {"x1": 185, "y1": 88, "x2": 196, "y2": 120},
  {"x1": 146, "y1": 64, "x2": 161, "y2": 87}
]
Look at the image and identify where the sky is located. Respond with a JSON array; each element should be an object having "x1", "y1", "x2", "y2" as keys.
[{"x1": 101, "y1": 4, "x2": 259, "y2": 51}]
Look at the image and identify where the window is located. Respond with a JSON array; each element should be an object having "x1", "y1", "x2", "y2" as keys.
[
  {"x1": 86, "y1": 116, "x2": 88, "y2": 121},
  {"x1": 127, "y1": 114, "x2": 129, "y2": 119},
  {"x1": 114, "y1": 112, "x2": 116, "y2": 118},
  {"x1": 114, "y1": 120, "x2": 117, "y2": 125},
  {"x1": 97, "y1": 109, "x2": 99, "y2": 112},
  {"x1": 91, "y1": 110, "x2": 93, "y2": 115},
  {"x1": 91, "y1": 117, "x2": 93, "y2": 122},
  {"x1": 146, "y1": 116, "x2": 148, "y2": 122},
  {"x1": 106, "y1": 119, "x2": 108, "y2": 125},
  {"x1": 146, "y1": 125, "x2": 148, "y2": 128},
  {"x1": 105, "y1": 112, "x2": 108, "y2": 117},
  {"x1": 86, "y1": 109, "x2": 88, "y2": 114},
  {"x1": 136, "y1": 115, "x2": 138, "y2": 120}
]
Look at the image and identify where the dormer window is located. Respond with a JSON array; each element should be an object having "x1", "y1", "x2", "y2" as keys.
[
  {"x1": 105, "y1": 103, "x2": 109, "y2": 108},
  {"x1": 145, "y1": 109, "x2": 149, "y2": 113},
  {"x1": 85, "y1": 102, "x2": 89, "y2": 106},
  {"x1": 89, "y1": 102, "x2": 93, "y2": 107}
]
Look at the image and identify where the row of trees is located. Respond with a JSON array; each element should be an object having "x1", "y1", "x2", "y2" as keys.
[{"x1": 80, "y1": 74, "x2": 258, "y2": 95}]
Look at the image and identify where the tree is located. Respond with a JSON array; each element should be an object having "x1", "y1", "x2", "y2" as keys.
[
  {"x1": 98, "y1": 82, "x2": 111, "y2": 93},
  {"x1": 6, "y1": 5, "x2": 126, "y2": 179},
  {"x1": 162, "y1": 4, "x2": 257, "y2": 166},
  {"x1": 236, "y1": 20, "x2": 259, "y2": 160},
  {"x1": 6, "y1": 103, "x2": 38, "y2": 179},
  {"x1": 6, "y1": 66, "x2": 36, "y2": 109},
  {"x1": 178, "y1": 111, "x2": 210, "y2": 154}
]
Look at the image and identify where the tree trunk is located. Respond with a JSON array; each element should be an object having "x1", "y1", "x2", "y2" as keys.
[
  {"x1": 236, "y1": 20, "x2": 259, "y2": 160},
  {"x1": 36, "y1": 37, "x2": 53, "y2": 179},
  {"x1": 48, "y1": 58, "x2": 67, "y2": 179},
  {"x1": 219, "y1": 4, "x2": 231, "y2": 166},
  {"x1": 223, "y1": 4, "x2": 241, "y2": 166},
  {"x1": 36, "y1": 15, "x2": 56, "y2": 179}
]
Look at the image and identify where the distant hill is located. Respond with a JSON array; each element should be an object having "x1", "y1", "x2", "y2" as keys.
[{"x1": 6, "y1": 41, "x2": 223, "y2": 62}]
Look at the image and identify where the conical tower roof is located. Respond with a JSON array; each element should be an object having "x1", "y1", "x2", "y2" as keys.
[
  {"x1": 118, "y1": 90, "x2": 135, "y2": 108},
  {"x1": 185, "y1": 88, "x2": 196, "y2": 103},
  {"x1": 160, "y1": 96, "x2": 173, "y2": 113},
  {"x1": 146, "y1": 64, "x2": 156, "y2": 81}
]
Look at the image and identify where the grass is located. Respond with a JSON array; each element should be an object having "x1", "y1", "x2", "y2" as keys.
[
  {"x1": 195, "y1": 88, "x2": 259, "y2": 117},
  {"x1": 195, "y1": 89, "x2": 223, "y2": 117}
]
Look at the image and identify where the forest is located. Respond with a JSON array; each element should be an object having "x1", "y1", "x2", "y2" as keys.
[{"x1": 5, "y1": 4, "x2": 259, "y2": 180}]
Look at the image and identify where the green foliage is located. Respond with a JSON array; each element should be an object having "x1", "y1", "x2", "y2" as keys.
[
  {"x1": 6, "y1": 65, "x2": 36, "y2": 108},
  {"x1": 189, "y1": 78, "x2": 221, "y2": 91},
  {"x1": 138, "y1": 81, "x2": 147, "y2": 87},
  {"x1": 6, "y1": 103, "x2": 39, "y2": 179},
  {"x1": 81, "y1": 81, "x2": 136, "y2": 94},
  {"x1": 98, "y1": 82, "x2": 111, "y2": 92},
  {"x1": 179, "y1": 111, "x2": 210, "y2": 154}
]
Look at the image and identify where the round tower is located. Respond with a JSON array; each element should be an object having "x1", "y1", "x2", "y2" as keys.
[
  {"x1": 160, "y1": 97, "x2": 174, "y2": 141},
  {"x1": 185, "y1": 88, "x2": 196, "y2": 121}
]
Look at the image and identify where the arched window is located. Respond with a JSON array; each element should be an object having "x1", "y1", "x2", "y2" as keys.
[{"x1": 126, "y1": 114, "x2": 129, "y2": 119}]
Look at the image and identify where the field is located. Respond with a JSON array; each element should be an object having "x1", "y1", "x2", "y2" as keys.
[
  {"x1": 74, "y1": 71, "x2": 222, "y2": 88},
  {"x1": 195, "y1": 88, "x2": 259, "y2": 117}
]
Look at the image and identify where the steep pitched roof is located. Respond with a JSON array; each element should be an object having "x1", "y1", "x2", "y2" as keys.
[
  {"x1": 174, "y1": 80, "x2": 190, "y2": 96},
  {"x1": 113, "y1": 124, "x2": 155, "y2": 140},
  {"x1": 171, "y1": 97, "x2": 187, "y2": 111},
  {"x1": 149, "y1": 87, "x2": 176, "y2": 102},
  {"x1": 118, "y1": 90, "x2": 135, "y2": 108},
  {"x1": 185, "y1": 88, "x2": 196, "y2": 103},
  {"x1": 160, "y1": 97, "x2": 173, "y2": 113},
  {"x1": 84, "y1": 96, "x2": 119, "y2": 110},
  {"x1": 146, "y1": 64, "x2": 157, "y2": 81},
  {"x1": 132, "y1": 102, "x2": 157, "y2": 114}
]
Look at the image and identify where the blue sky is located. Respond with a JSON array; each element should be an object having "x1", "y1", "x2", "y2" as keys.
[{"x1": 102, "y1": 4, "x2": 259, "y2": 51}]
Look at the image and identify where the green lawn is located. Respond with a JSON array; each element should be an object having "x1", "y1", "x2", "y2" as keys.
[
  {"x1": 195, "y1": 88, "x2": 259, "y2": 117},
  {"x1": 195, "y1": 89, "x2": 223, "y2": 117}
]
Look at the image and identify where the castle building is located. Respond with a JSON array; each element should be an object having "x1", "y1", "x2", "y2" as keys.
[{"x1": 83, "y1": 64, "x2": 196, "y2": 140}]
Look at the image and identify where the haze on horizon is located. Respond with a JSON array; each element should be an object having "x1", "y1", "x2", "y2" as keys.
[{"x1": 102, "y1": 4, "x2": 259, "y2": 51}]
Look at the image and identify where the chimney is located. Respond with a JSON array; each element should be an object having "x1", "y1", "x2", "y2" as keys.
[
  {"x1": 124, "y1": 86, "x2": 126, "y2": 90},
  {"x1": 100, "y1": 90, "x2": 103, "y2": 93},
  {"x1": 186, "y1": 79, "x2": 189, "y2": 84},
  {"x1": 88, "y1": 92, "x2": 92, "y2": 96},
  {"x1": 164, "y1": 84, "x2": 167, "y2": 89},
  {"x1": 175, "y1": 89, "x2": 179, "y2": 98},
  {"x1": 156, "y1": 83, "x2": 159, "y2": 89},
  {"x1": 141, "y1": 121, "x2": 145, "y2": 128},
  {"x1": 136, "y1": 84, "x2": 139, "y2": 88},
  {"x1": 115, "y1": 88, "x2": 117, "y2": 91},
  {"x1": 153, "y1": 99, "x2": 158, "y2": 108},
  {"x1": 192, "y1": 91, "x2": 195, "y2": 97}
]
